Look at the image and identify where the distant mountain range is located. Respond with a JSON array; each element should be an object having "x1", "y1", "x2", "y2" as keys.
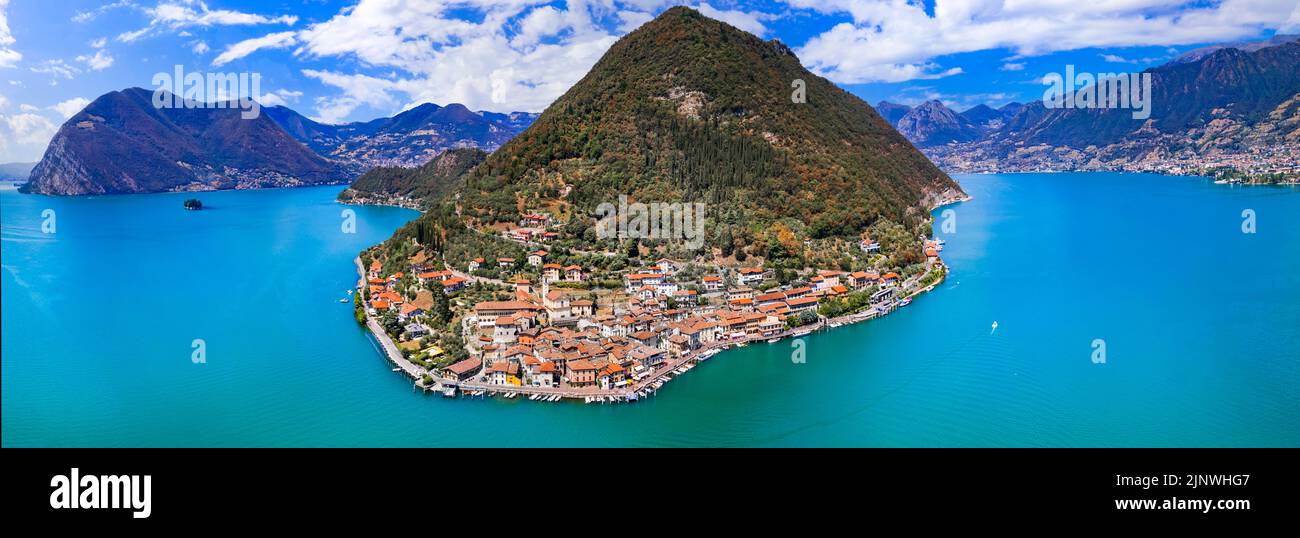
[
  {"x1": 877, "y1": 35, "x2": 1299, "y2": 176},
  {"x1": 1173, "y1": 34, "x2": 1299, "y2": 64},
  {"x1": 0, "y1": 162, "x2": 35, "y2": 181},
  {"x1": 892, "y1": 100, "x2": 981, "y2": 146},
  {"x1": 22, "y1": 89, "x2": 536, "y2": 195},
  {"x1": 265, "y1": 103, "x2": 535, "y2": 169},
  {"x1": 877, "y1": 100, "x2": 1023, "y2": 147}
]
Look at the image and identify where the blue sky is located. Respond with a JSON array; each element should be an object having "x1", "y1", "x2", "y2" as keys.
[{"x1": 2, "y1": 0, "x2": 1298, "y2": 162}]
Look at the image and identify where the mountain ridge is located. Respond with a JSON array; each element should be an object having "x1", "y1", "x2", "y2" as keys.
[
  {"x1": 455, "y1": 6, "x2": 961, "y2": 240},
  {"x1": 384, "y1": 6, "x2": 962, "y2": 271},
  {"x1": 23, "y1": 88, "x2": 537, "y2": 195},
  {"x1": 23, "y1": 88, "x2": 346, "y2": 195},
  {"x1": 881, "y1": 37, "x2": 1299, "y2": 178},
  {"x1": 266, "y1": 103, "x2": 536, "y2": 169}
]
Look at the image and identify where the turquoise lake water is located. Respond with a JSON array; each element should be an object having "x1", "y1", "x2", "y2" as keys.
[{"x1": 2, "y1": 173, "x2": 1298, "y2": 447}]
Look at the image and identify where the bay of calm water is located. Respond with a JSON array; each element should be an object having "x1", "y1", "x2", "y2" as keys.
[{"x1": 2, "y1": 173, "x2": 1297, "y2": 447}]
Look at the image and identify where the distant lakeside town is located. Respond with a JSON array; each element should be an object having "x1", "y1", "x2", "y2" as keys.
[
  {"x1": 926, "y1": 139, "x2": 1300, "y2": 185},
  {"x1": 353, "y1": 203, "x2": 960, "y2": 403}
]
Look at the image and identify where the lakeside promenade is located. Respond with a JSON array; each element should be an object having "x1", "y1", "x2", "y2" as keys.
[{"x1": 356, "y1": 257, "x2": 429, "y2": 380}]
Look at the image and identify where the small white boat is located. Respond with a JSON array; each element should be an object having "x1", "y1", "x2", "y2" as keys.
[
  {"x1": 340, "y1": 298, "x2": 349, "y2": 303},
  {"x1": 767, "y1": 338, "x2": 780, "y2": 343},
  {"x1": 391, "y1": 367, "x2": 401, "y2": 372}
]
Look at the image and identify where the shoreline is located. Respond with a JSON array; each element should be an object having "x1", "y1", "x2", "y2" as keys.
[
  {"x1": 355, "y1": 257, "x2": 429, "y2": 383},
  {"x1": 15, "y1": 179, "x2": 355, "y2": 198},
  {"x1": 355, "y1": 255, "x2": 951, "y2": 404},
  {"x1": 945, "y1": 168, "x2": 1300, "y2": 186},
  {"x1": 350, "y1": 189, "x2": 971, "y2": 404}
]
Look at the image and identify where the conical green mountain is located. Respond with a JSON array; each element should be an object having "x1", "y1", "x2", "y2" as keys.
[{"x1": 456, "y1": 7, "x2": 959, "y2": 241}]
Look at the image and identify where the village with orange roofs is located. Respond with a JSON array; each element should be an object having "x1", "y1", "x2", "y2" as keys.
[{"x1": 355, "y1": 213, "x2": 951, "y2": 403}]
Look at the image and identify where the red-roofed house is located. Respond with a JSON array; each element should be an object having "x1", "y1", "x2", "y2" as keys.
[
  {"x1": 542, "y1": 263, "x2": 562, "y2": 282},
  {"x1": 737, "y1": 267, "x2": 765, "y2": 285},
  {"x1": 442, "y1": 357, "x2": 482, "y2": 381},
  {"x1": 528, "y1": 250, "x2": 548, "y2": 266},
  {"x1": 565, "y1": 359, "x2": 599, "y2": 387},
  {"x1": 564, "y1": 265, "x2": 585, "y2": 282},
  {"x1": 488, "y1": 361, "x2": 521, "y2": 385}
]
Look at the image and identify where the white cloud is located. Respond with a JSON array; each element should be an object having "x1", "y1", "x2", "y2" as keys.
[
  {"x1": 30, "y1": 59, "x2": 79, "y2": 80},
  {"x1": 0, "y1": 0, "x2": 22, "y2": 68},
  {"x1": 116, "y1": 27, "x2": 152, "y2": 43},
  {"x1": 890, "y1": 86, "x2": 1016, "y2": 111},
  {"x1": 1, "y1": 111, "x2": 58, "y2": 155},
  {"x1": 77, "y1": 49, "x2": 115, "y2": 70},
  {"x1": 696, "y1": 2, "x2": 769, "y2": 36},
  {"x1": 513, "y1": 6, "x2": 568, "y2": 47},
  {"x1": 1285, "y1": 1, "x2": 1300, "y2": 32},
  {"x1": 1000, "y1": 62, "x2": 1025, "y2": 71},
  {"x1": 302, "y1": 69, "x2": 402, "y2": 123},
  {"x1": 616, "y1": 10, "x2": 655, "y2": 32},
  {"x1": 785, "y1": 0, "x2": 1300, "y2": 83},
  {"x1": 118, "y1": 1, "x2": 298, "y2": 43},
  {"x1": 72, "y1": 1, "x2": 137, "y2": 24},
  {"x1": 149, "y1": 2, "x2": 297, "y2": 27},
  {"x1": 212, "y1": 31, "x2": 297, "y2": 66},
  {"x1": 293, "y1": 0, "x2": 626, "y2": 117},
  {"x1": 258, "y1": 89, "x2": 303, "y2": 108},
  {"x1": 120, "y1": 1, "x2": 778, "y2": 123},
  {"x1": 191, "y1": 40, "x2": 209, "y2": 55},
  {"x1": 1099, "y1": 52, "x2": 1171, "y2": 64},
  {"x1": 0, "y1": 93, "x2": 56, "y2": 161},
  {"x1": 51, "y1": 97, "x2": 90, "y2": 118}
]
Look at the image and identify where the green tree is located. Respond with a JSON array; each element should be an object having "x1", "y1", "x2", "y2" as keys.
[
  {"x1": 431, "y1": 285, "x2": 452, "y2": 326},
  {"x1": 380, "y1": 310, "x2": 402, "y2": 336}
]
